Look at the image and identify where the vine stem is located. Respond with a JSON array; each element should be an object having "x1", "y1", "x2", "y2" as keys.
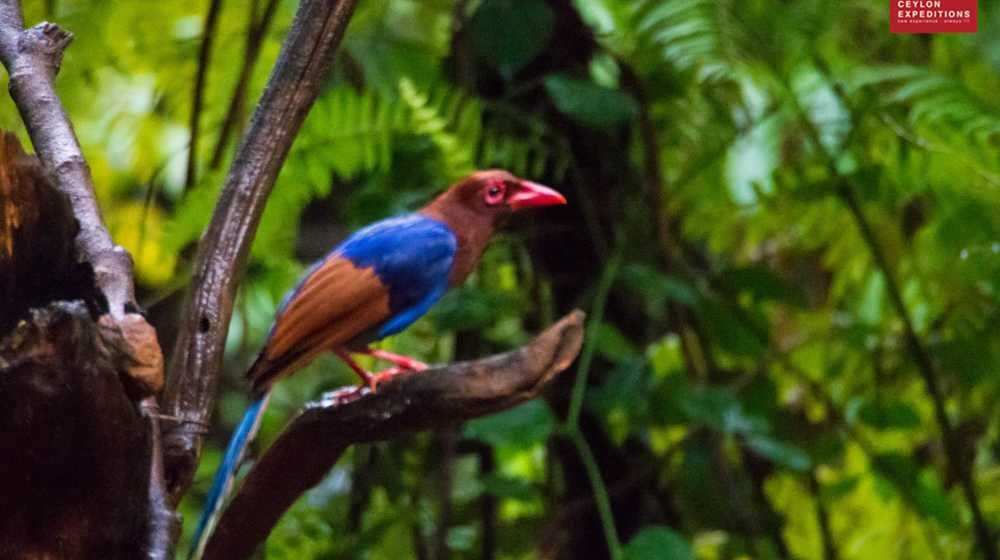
[
  {"x1": 563, "y1": 251, "x2": 623, "y2": 559},
  {"x1": 566, "y1": 251, "x2": 621, "y2": 427}
]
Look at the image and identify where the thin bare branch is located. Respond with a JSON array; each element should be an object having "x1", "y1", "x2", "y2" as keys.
[
  {"x1": 0, "y1": 8, "x2": 137, "y2": 317},
  {"x1": 202, "y1": 311, "x2": 585, "y2": 560},
  {"x1": 184, "y1": 0, "x2": 224, "y2": 190},
  {"x1": 209, "y1": 0, "x2": 280, "y2": 170},
  {"x1": 162, "y1": 0, "x2": 360, "y2": 502}
]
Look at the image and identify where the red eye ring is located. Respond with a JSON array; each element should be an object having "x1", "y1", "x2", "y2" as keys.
[{"x1": 484, "y1": 180, "x2": 505, "y2": 205}]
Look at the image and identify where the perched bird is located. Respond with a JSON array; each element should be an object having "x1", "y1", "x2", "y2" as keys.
[{"x1": 189, "y1": 170, "x2": 565, "y2": 558}]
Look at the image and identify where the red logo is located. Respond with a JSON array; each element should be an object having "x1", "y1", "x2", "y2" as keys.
[{"x1": 891, "y1": 0, "x2": 978, "y2": 33}]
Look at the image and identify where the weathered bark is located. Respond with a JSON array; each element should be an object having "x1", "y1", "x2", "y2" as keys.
[
  {"x1": 162, "y1": 0, "x2": 360, "y2": 503},
  {"x1": 0, "y1": 303, "x2": 150, "y2": 559},
  {"x1": 0, "y1": 132, "x2": 90, "y2": 332},
  {"x1": 0, "y1": 131, "x2": 174, "y2": 558},
  {"x1": 204, "y1": 310, "x2": 585, "y2": 560}
]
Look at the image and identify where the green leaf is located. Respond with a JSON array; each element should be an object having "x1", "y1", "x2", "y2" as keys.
[
  {"x1": 543, "y1": 73, "x2": 638, "y2": 129},
  {"x1": 431, "y1": 286, "x2": 518, "y2": 332},
  {"x1": 594, "y1": 321, "x2": 640, "y2": 361},
  {"x1": 446, "y1": 525, "x2": 477, "y2": 551},
  {"x1": 871, "y1": 452, "x2": 919, "y2": 487},
  {"x1": 744, "y1": 434, "x2": 811, "y2": 472},
  {"x1": 470, "y1": 0, "x2": 554, "y2": 79},
  {"x1": 591, "y1": 359, "x2": 647, "y2": 410},
  {"x1": 914, "y1": 471, "x2": 959, "y2": 529},
  {"x1": 478, "y1": 474, "x2": 537, "y2": 501},
  {"x1": 820, "y1": 476, "x2": 860, "y2": 501},
  {"x1": 722, "y1": 265, "x2": 807, "y2": 306},
  {"x1": 696, "y1": 298, "x2": 766, "y2": 359},
  {"x1": 590, "y1": 359, "x2": 648, "y2": 443},
  {"x1": 620, "y1": 264, "x2": 699, "y2": 310},
  {"x1": 857, "y1": 399, "x2": 922, "y2": 430},
  {"x1": 624, "y1": 526, "x2": 693, "y2": 560},
  {"x1": 463, "y1": 400, "x2": 554, "y2": 447},
  {"x1": 674, "y1": 385, "x2": 768, "y2": 435},
  {"x1": 857, "y1": 272, "x2": 886, "y2": 325}
]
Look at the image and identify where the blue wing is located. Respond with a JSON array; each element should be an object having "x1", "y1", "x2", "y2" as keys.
[
  {"x1": 339, "y1": 214, "x2": 457, "y2": 342},
  {"x1": 252, "y1": 214, "x2": 455, "y2": 389}
]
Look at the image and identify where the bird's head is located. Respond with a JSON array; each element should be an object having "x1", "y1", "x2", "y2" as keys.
[
  {"x1": 420, "y1": 170, "x2": 565, "y2": 282},
  {"x1": 438, "y1": 169, "x2": 566, "y2": 220}
]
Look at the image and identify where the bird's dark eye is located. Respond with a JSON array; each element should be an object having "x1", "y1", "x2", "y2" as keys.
[{"x1": 484, "y1": 182, "x2": 505, "y2": 205}]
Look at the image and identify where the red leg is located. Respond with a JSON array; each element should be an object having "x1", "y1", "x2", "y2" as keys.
[
  {"x1": 334, "y1": 348, "x2": 427, "y2": 394},
  {"x1": 334, "y1": 348, "x2": 377, "y2": 391},
  {"x1": 361, "y1": 348, "x2": 428, "y2": 371}
]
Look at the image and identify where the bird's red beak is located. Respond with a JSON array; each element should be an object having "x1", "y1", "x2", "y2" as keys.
[{"x1": 508, "y1": 181, "x2": 567, "y2": 210}]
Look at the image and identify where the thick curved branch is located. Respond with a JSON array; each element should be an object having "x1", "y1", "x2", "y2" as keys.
[
  {"x1": 203, "y1": 311, "x2": 585, "y2": 560},
  {"x1": 162, "y1": 0, "x2": 360, "y2": 502}
]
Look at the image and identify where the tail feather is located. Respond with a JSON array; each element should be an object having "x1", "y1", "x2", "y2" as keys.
[{"x1": 188, "y1": 392, "x2": 271, "y2": 560}]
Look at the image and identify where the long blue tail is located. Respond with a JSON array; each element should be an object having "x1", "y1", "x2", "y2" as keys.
[{"x1": 188, "y1": 392, "x2": 271, "y2": 559}]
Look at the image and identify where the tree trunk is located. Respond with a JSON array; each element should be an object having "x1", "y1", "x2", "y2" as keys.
[{"x1": 0, "y1": 133, "x2": 166, "y2": 558}]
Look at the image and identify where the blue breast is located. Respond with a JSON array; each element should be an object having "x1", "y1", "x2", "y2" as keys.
[{"x1": 340, "y1": 214, "x2": 457, "y2": 339}]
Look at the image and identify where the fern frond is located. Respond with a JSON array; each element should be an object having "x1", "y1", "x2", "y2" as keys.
[
  {"x1": 293, "y1": 87, "x2": 407, "y2": 182},
  {"x1": 398, "y1": 78, "x2": 478, "y2": 179},
  {"x1": 847, "y1": 65, "x2": 1000, "y2": 141},
  {"x1": 629, "y1": 0, "x2": 741, "y2": 83},
  {"x1": 478, "y1": 126, "x2": 571, "y2": 181}
]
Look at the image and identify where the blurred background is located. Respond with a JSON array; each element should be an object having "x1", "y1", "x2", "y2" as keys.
[{"x1": 3, "y1": 0, "x2": 999, "y2": 558}]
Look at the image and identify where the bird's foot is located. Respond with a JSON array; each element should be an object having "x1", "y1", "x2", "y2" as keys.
[
  {"x1": 334, "y1": 347, "x2": 428, "y2": 394},
  {"x1": 318, "y1": 385, "x2": 366, "y2": 406}
]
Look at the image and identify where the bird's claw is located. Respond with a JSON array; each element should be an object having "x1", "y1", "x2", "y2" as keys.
[{"x1": 318, "y1": 385, "x2": 366, "y2": 406}]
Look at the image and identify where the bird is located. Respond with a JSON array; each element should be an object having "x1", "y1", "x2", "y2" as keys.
[{"x1": 188, "y1": 169, "x2": 565, "y2": 558}]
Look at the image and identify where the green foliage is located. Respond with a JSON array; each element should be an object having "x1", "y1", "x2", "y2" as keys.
[
  {"x1": 398, "y1": 78, "x2": 478, "y2": 179},
  {"x1": 624, "y1": 526, "x2": 694, "y2": 560},
  {"x1": 463, "y1": 400, "x2": 555, "y2": 447},
  {"x1": 544, "y1": 73, "x2": 639, "y2": 129},
  {"x1": 470, "y1": 0, "x2": 555, "y2": 79}
]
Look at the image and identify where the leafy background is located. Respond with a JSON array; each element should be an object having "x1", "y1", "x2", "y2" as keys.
[{"x1": 2, "y1": 0, "x2": 999, "y2": 558}]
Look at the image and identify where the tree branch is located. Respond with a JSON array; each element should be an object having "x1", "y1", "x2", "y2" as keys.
[
  {"x1": 202, "y1": 310, "x2": 585, "y2": 560},
  {"x1": 808, "y1": 473, "x2": 838, "y2": 560},
  {"x1": 162, "y1": 0, "x2": 360, "y2": 502},
  {"x1": 209, "y1": 0, "x2": 280, "y2": 170},
  {"x1": 0, "y1": 7, "x2": 134, "y2": 318},
  {"x1": 184, "y1": 0, "x2": 224, "y2": 190}
]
